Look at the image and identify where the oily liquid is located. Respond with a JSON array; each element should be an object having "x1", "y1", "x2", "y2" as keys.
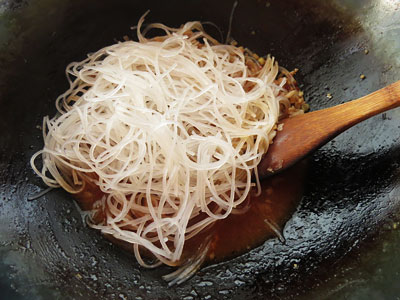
[
  {"x1": 74, "y1": 161, "x2": 307, "y2": 265},
  {"x1": 181, "y1": 161, "x2": 307, "y2": 264}
]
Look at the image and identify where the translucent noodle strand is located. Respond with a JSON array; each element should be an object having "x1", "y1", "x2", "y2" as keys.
[{"x1": 31, "y1": 15, "x2": 293, "y2": 269}]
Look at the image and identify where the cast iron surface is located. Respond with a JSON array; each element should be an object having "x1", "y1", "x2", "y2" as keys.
[{"x1": 1, "y1": 0, "x2": 400, "y2": 299}]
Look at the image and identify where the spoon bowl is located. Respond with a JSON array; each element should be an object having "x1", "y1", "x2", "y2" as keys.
[{"x1": 258, "y1": 80, "x2": 400, "y2": 178}]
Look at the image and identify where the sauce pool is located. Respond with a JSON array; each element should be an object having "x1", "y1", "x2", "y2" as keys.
[
  {"x1": 182, "y1": 160, "x2": 307, "y2": 264},
  {"x1": 74, "y1": 161, "x2": 307, "y2": 265}
]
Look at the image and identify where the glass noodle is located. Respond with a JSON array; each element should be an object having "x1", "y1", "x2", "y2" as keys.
[{"x1": 31, "y1": 13, "x2": 297, "y2": 273}]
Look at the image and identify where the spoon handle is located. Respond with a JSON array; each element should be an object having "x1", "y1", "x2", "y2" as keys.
[{"x1": 258, "y1": 80, "x2": 400, "y2": 178}]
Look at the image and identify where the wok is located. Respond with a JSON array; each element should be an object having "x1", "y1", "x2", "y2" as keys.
[{"x1": 1, "y1": 0, "x2": 400, "y2": 299}]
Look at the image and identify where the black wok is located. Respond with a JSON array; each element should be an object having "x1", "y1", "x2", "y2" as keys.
[{"x1": 1, "y1": 0, "x2": 400, "y2": 299}]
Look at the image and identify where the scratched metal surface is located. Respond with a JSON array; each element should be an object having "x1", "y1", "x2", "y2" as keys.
[{"x1": 0, "y1": 0, "x2": 400, "y2": 299}]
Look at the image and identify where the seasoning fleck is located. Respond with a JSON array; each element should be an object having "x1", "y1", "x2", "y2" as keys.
[
  {"x1": 360, "y1": 74, "x2": 366, "y2": 80},
  {"x1": 327, "y1": 93, "x2": 333, "y2": 99},
  {"x1": 302, "y1": 103, "x2": 310, "y2": 112},
  {"x1": 364, "y1": 49, "x2": 369, "y2": 55}
]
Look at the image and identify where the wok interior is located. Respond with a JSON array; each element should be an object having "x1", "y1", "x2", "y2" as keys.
[{"x1": 1, "y1": 0, "x2": 400, "y2": 299}]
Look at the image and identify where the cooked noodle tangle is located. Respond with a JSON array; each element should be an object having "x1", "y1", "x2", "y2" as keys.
[{"x1": 31, "y1": 14, "x2": 296, "y2": 268}]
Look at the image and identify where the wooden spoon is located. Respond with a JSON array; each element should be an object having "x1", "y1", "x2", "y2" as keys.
[{"x1": 257, "y1": 80, "x2": 400, "y2": 178}]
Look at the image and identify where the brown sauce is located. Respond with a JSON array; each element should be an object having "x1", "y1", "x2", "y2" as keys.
[
  {"x1": 182, "y1": 160, "x2": 307, "y2": 264},
  {"x1": 74, "y1": 161, "x2": 307, "y2": 265}
]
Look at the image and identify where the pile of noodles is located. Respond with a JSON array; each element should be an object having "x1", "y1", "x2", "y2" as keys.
[{"x1": 31, "y1": 14, "x2": 304, "y2": 279}]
